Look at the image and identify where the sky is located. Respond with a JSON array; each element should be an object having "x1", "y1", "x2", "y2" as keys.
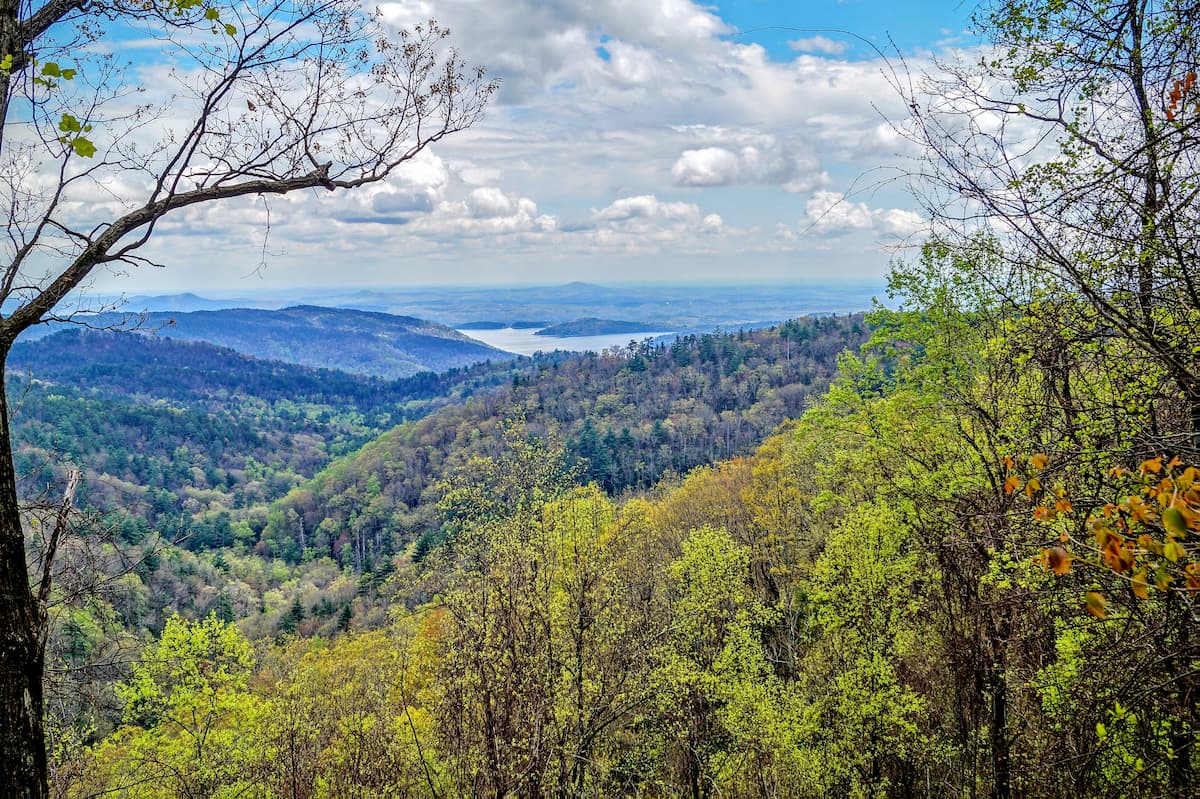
[{"x1": 79, "y1": 0, "x2": 979, "y2": 294}]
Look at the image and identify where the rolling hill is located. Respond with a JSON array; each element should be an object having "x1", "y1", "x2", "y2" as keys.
[{"x1": 19, "y1": 305, "x2": 514, "y2": 378}]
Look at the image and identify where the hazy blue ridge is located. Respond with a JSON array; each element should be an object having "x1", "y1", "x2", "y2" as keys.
[
  {"x1": 534, "y1": 318, "x2": 658, "y2": 337},
  {"x1": 17, "y1": 305, "x2": 516, "y2": 378}
]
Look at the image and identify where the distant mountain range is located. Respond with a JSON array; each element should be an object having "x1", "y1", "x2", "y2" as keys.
[
  {"x1": 79, "y1": 281, "x2": 883, "y2": 330},
  {"x1": 19, "y1": 305, "x2": 515, "y2": 378},
  {"x1": 122, "y1": 292, "x2": 274, "y2": 312}
]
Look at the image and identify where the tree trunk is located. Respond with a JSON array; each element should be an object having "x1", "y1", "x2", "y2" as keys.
[
  {"x1": 1167, "y1": 593, "x2": 1195, "y2": 798},
  {"x1": 990, "y1": 663, "x2": 1010, "y2": 799},
  {"x1": 0, "y1": 354, "x2": 49, "y2": 798}
]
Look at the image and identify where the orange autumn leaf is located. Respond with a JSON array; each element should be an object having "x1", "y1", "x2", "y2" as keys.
[
  {"x1": 1085, "y1": 591, "x2": 1107, "y2": 618},
  {"x1": 1131, "y1": 571, "x2": 1150, "y2": 599},
  {"x1": 1047, "y1": 546, "x2": 1071, "y2": 575},
  {"x1": 1124, "y1": 495, "x2": 1153, "y2": 524},
  {"x1": 1104, "y1": 541, "x2": 1136, "y2": 573},
  {"x1": 1155, "y1": 477, "x2": 1174, "y2": 501}
]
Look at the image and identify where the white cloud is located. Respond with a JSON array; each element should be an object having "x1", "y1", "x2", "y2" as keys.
[
  {"x1": 805, "y1": 191, "x2": 876, "y2": 232},
  {"x1": 376, "y1": 2, "x2": 436, "y2": 33},
  {"x1": 595, "y1": 194, "x2": 701, "y2": 224},
  {"x1": 38, "y1": 0, "x2": 951, "y2": 292},
  {"x1": 466, "y1": 186, "x2": 517, "y2": 218},
  {"x1": 803, "y1": 191, "x2": 926, "y2": 238},
  {"x1": 788, "y1": 36, "x2": 848, "y2": 55},
  {"x1": 671, "y1": 148, "x2": 741, "y2": 186},
  {"x1": 671, "y1": 143, "x2": 826, "y2": 192},
  {"x1": 879, "y1": 208, "x2": 926, "y2": 237}
]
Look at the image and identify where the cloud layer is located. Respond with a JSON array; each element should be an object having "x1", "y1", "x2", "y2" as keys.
[{"x1": 62, "y1": 0, "x2": 942, "y2": 291}]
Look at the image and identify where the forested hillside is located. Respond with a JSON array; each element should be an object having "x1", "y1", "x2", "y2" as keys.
[
  {"x1": 8, "y1": 330, "x2": 521, "y2": 535},
  {"x1": 259, "y1": 317, "x2": 866, "y2": 566},
  {"x1": 19, "y1": 305, "x2": 513, "y2": 377},
  {"x1": 22, "y1": 318, "x2": 869, "y2": 740},
  {"x1": 60, "y1": 291, "x2": 1200, "y2": 795}
]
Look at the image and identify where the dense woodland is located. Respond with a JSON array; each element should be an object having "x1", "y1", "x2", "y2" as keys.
[
  {"x1": 6, "y1": 0, "x2": 1199, "y2": 796},
  {"x1": 8, "y1": 330, "x2": 520, "y2": 532},
  {"x1": 260, "y1": 317, "x2": 865, "y2": 568},
  {"x1": 19, "y1": 305, "x2": 512, "y2": 378},
  {"x1": 16, "y1": 319, "x2": 865, "y2": 733},
  {"x1": 47, "y1": 283, "x2": 1200, "y2": 797}
]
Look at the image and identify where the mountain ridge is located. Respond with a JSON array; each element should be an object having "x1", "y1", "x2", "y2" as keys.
[{"x1": 18, "y1": 305, "x2": 514, "y2": 378}]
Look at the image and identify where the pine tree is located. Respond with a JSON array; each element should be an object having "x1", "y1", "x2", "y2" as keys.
[{"x1": 278, "y1": 597, "x2": 305, "y2": 636}]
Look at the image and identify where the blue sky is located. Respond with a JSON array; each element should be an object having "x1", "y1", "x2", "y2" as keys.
[
  {"x1": 718, "y1": 0, "x2": 975, "y2": 58},
  {"x1": 72, "y1": 0, "x2": 980, "y2": 294}
]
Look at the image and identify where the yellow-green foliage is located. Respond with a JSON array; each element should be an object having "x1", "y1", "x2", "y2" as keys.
[
  {"x1": 76, "y1": 614, "x2": 263, "y2": 798},
  {"x1": 68, "y1": 299, "x2": 1199, "y2": 798}
]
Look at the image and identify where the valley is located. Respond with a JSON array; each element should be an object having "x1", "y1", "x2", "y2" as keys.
[{"x1": 3, "y1": 0, "x2": 1196, "y2": 793}]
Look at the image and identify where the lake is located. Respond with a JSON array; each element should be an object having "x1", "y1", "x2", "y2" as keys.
[{"x1": 459, "y1": 327, "x2": 676, "y2": 356}]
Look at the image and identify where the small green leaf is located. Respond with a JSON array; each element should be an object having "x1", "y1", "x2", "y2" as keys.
[
  {"x1": 60, "y1": 68, "x2": 75, "y2": 80},
  {"x1": 57, "y1": 113, "x2": 81, "y2": 133},
  {"x1": 1162, "y1": 506, "x2": 1188, "y2": 537},
  {"x1": 204, "y1": 6, "x2": 220, "y2": 19},
  {"x1": 41, "y1": 61, "x2": 61, "y2": 78},
  {"x1": 0, "y1": 54, "x2": 13, "y2": 72},
  {"x1": 1163, "y1": 540, "x2": 1185, "y2": 563},
  {"x1": 71, "y1": 137, "x2": 96, "y2": 158},
  {"x1": 223, "y1": 22, "x2": 237, "y2": 36}
]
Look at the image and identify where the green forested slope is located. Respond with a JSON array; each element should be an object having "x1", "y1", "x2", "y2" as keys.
[
  {"x1": 8, "y1": 330, "x2": 521, "y2": 538},
  {"x1": 258, "y1": 317, "x2": 868, "y2": 565},
  {"x1": 19, "y1": 305, "x2": 515, "y2": 377},
  {"x1": 41, "y1": 0, "x2": 1200, "y2": 792}
]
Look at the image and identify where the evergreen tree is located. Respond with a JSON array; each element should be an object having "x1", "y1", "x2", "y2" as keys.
[{"x1": 278, "y1": 597, "x2": 305, "y2": 636}]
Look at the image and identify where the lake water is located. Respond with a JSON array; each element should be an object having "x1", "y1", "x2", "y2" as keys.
[{"x1": 459, "y1": 327, "x2": 676, "y2": 356}]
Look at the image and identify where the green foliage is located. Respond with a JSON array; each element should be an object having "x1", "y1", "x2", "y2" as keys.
[
  {"x1": 37, "y1": 0, "x2": 1200, "y2": 794},
  {"x1": 76, "y1": 615, "x2": 262, "y2": 797},
  {"x1": 115, "y1": 613, "x2": 255, "y2": 727},
  {"x1": 8, "y1": 328, "x2": 517, "y2": 540},
  {"x1": 265, "y1": 320, "x2": 867, "y2": 567}
]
